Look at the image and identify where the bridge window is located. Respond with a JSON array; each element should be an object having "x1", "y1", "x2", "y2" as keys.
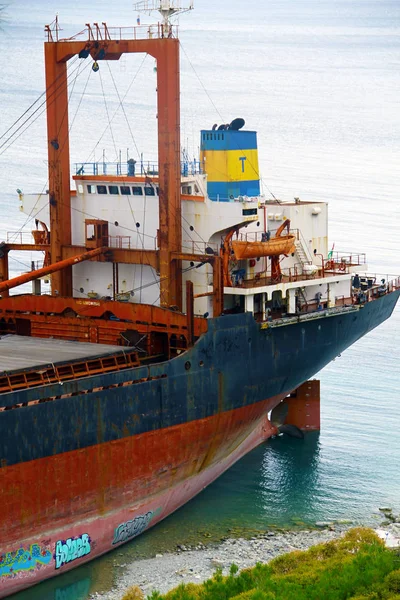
[
  {"x1": 145, "y1": 186, "x2": 155, "y2": 196},
  {"x1": 120, "y1": 186, "x2": 131, "y2": 195},
  {"x1": 242, "y1": 208, "x2": 258, "y2": 216},
  {"x1": 97, "y1": 185, "x2": 107, "y2": 194},
  {"x1": 87, "y1": 185, "x2": 95, "y2": 194},
  {"x1": 132, "y1": 186, "x2": 143, "y2": 196},
  {"x1": 108, "y1": 185, "x2": 119, "y2": 195}
]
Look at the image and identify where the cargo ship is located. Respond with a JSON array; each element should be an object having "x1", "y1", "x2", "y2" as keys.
[{"x1": 0, "y1": 4, "x2": 399, "y2": 597}]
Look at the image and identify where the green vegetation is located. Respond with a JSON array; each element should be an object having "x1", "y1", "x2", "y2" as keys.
[{"x1": 122, "y1": 529, "x2": 400, "y2": 600}]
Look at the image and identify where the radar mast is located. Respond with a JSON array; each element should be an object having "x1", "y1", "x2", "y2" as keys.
[{"x1": 133, "y1": 0, "x2": 194, "y2": 29}]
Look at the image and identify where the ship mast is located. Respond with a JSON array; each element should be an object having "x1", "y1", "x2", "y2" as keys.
[
  {"x1": 42, "y1": 8, "x2": 190, "y2": 308},
  {"x1": 134, "y1": 1, "x2": 194, "y2": 31}
]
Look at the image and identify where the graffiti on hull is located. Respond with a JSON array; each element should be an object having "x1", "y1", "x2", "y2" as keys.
[
  {"x1": 0, "y1": 544, "x2": 52, "y2": 577},
  {"x1": 55, "y1": 534, "x2": 91, "y2": 570},
  {"x1": 112, "y1": 511, "x2": 154, "y2": 545}
]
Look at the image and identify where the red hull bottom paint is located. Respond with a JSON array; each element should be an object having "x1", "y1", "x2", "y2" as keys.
[{"x1": 0, "y1": 396, "x2": 280, "y2": 597}]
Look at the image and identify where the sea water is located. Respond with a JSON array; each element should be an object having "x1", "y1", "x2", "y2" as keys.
[{"x1": 0, "y1": 0, "x2": 399, "y2": 598}]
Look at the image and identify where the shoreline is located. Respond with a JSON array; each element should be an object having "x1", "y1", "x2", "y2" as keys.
[{"x1": 88, "y1": 522, "x2": 400, "y2": 600}]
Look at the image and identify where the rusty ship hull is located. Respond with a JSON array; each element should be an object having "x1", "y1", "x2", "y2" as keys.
[{"x1": 0, "y1": 291, "x2": 399, "y2": 597}]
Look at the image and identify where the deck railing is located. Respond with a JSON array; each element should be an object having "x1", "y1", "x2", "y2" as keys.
[
  {"x1": 229, "y1": 267, "x2": 399, "y2": 292},
  {"x1": 47, "y1": 22, "x2": 179, "y2": 43},
  {"x1": 74, "y1": 159, "x2": 204, "y2": 178},
  {"x1": 182, "y1": 240, "x2": 219, "y2": 256},
  {"x1": 324, "y1": 251, "x2": 366, "y2": 271},
  {"x1": 234, "y1": 267, "x2": 325, "y2": 289},
  {"x1": 6, "y1": 232, "x2": 158, "y2": 251}
]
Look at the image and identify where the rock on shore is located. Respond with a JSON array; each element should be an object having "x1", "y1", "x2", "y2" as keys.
[{"x1": 89, "y1": 524, "x2": 373, "y2": 600}]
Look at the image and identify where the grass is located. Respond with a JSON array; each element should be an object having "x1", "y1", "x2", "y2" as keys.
[{"x1": 121, "y1": 528, "x2": 400, "y2": 600}]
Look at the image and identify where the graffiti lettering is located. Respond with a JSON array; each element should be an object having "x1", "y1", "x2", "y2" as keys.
[
  {"x1": 55, "y1": 534, "x2": 91, "y2": 570},
  {"x1": 112, "y1": 511, "x2": 154, "y2": 545},
  {"x1": 0, "y1": 544, "x2": 52, "y2": 577}
]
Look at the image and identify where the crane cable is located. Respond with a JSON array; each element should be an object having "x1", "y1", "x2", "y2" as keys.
[{"x1": 0, "y1": 56, "x2": 88, "y2": 154}]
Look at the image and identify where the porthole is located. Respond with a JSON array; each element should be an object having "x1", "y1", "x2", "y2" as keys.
[{"x1": 185, "y1": 361, "x2": 191, "y2": 371}]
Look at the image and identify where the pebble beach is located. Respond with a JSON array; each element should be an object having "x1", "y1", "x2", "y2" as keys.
[{"x1": 89, "y1": 521, "x2": 400, "y2": 600}]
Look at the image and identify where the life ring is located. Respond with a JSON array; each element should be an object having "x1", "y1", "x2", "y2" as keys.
[
  {"x1": 325, "y1": 260, "x2": 334, "y2": 270},
  {"x1": 339, "y1": 262, "x2": 346, "y2": 271}
]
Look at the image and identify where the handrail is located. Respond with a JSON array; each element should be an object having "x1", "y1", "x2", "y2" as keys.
[
  {"x1": 297, "y1": 228, "x2": 314, "y2": 262},
  {"x1": 182, "y1": 240, "x2": 219, "y2": 255},
  {"x1": 227, "y1": 269, "x2": 399, "y2": 290},
  {"x1": 0, "y1": 247, "x2": 106, "y2": 294},
  {"x1": 74, "y1": 159, "x2": 204, "y2": 177},
  {"x1": 47, "y1": 23, "x2": 179, "y2": 43},
  {"x1": 325, "y1": 251, "x2": 367, "y2": 266}
]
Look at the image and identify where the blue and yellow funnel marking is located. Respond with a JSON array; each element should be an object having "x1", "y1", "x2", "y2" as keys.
[{"x1": 200, "y1": 129, "x2": 260, "y2": 201}]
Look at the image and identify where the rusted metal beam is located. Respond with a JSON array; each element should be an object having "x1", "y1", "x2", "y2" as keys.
[
  {"x1": 156, "y1": 40, "x2": 181, "y2": 310},
  {"x1": 171, "y1": 252, "x2": 215, "y2": 264},
  {"x1": 45, "y1": 42, "x2": 72, "y2": 297},
  {"x1": 0, "y1": 247, "x2": 9, "y2": 298},
  {"x1": 212, "y1": 256, "x2": 223, "y2": 317},
  {"x1": 61, "y1": 246, "x2": 159, "y2": 270},
  {"x1": 6, "y1": 244, "x2": 50, "y2": 252},
  {"x1": 4, "y1": 244, "x2": 159, "y2": 270},
  {"x1": 0, "y1": 247, "x2": 106, "y2": 294}
]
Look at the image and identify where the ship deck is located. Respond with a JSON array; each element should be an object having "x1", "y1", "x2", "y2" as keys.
[{"x1": 0, "y1": 335, "x2": 123, "y2": 375}]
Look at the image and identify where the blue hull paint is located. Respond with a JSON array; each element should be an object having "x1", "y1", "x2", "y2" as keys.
[{"x1": 1, "y1": 290, "x2": 399, "y2": 468}]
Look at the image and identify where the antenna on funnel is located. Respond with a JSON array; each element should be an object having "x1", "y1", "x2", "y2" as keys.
[{"x1": 133, "y1": 0, "x2": 194, "y2": 29}]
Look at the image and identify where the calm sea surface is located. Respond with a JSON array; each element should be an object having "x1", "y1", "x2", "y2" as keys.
[{"x1": 1, "y1": 0, "x2": 399, "y2": 598}]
